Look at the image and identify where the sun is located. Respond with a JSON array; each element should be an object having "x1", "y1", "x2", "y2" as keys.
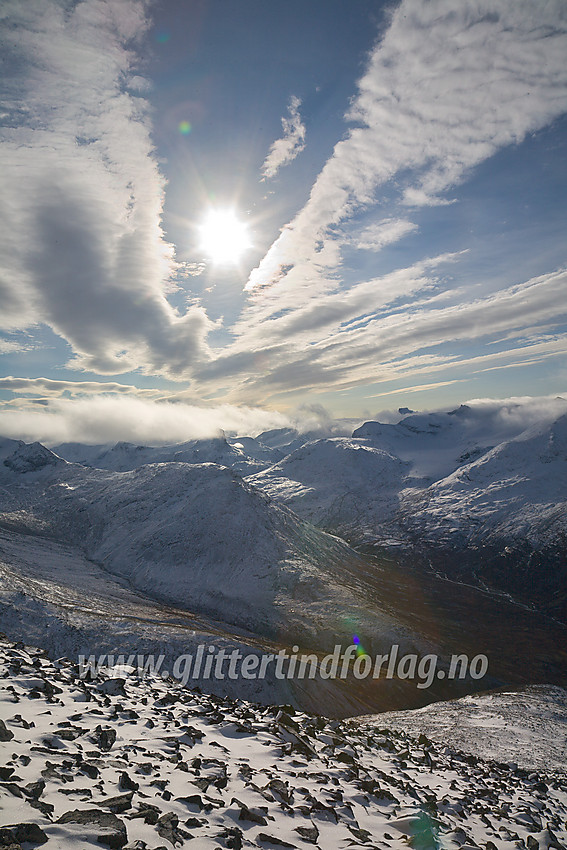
[{"x1": 198, "y1": 209, "x2": 251, "y2": 264}]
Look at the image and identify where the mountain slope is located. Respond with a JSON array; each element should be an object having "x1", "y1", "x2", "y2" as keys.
[
  {"x1": 247, "y1": 438, "x2": 409, "y2": 543},
  {"x1": 0, "y1": 440, "x2": 421, "y2": 662},
  {"x1": 1, "y1": 637, "x2": 566, "y2": 850},
  {"x1": 53, "y1": 435, "x2": 265, "y2": 474}
]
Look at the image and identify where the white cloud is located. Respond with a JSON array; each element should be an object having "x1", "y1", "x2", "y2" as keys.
[
  {"x1": 0, "y1": 396, "x2": 293, "y2": 446},
  {"x1": 261, "y1": 95, "x2": 306, "y2": 180},
  {"x1": 247, "y1": 0, "x2": 567, "y2": 293},
  {"x1": 214, "y1": 1, "x2": 567, "y2": 405},
  {"x1": 205, "y1": 267, "x2": 567, "y2": 403},
  {"x1": 363, "y1": 379, "x2": 466, "y2": 400},
  {"x1": 353, "y1": 218, "x2": 418, "y2": 251},
  {"x1": 0, "y1": 0, "x2": 212, "y2": 379},
  {"x1": 0, "y1": 376, "x2": 163, "y2": 398}
]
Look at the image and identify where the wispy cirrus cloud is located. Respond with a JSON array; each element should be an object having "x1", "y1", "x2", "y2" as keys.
[
  {"x1": 352, "y1": 218, "x2": 418, "y2": 251},
  {"x1": 247, "y1": 0, "x2": 567, "y2": 293},
  {"x1": 0, "y1": 376, "x2": 163, "y2": 398},
  {"x1": 261, "y1": 95, "x2": 306, "y2": 180},
  {"x1": 204, "y1": 266, "x2": 567, "y2": 403},
  {"x1": 204, "y1": 0, "x2": 567, "y2": 406},
  {"x1": 0, "y1": 0, "x2": 212, "y2": 379}
]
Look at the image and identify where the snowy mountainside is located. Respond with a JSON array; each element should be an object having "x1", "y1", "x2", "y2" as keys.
[
  {"x1": 0, "y1": 441, "x2": 422, "y2": 664},
  {"x1": 353, "y1": 402, "x2": 565, "y2": 481},
  {"x1": 401, "y1": 412, "x2": 567, "y2": 548},
  {"x1": 53, "y1": 435, "x2": 266, "y2": 475},
  {"x1": 247, "y1": 438, "x2": 410, "y2": 542},
  {"x1": 246, "y1": 402, "x2": 567, "y2": 617},
  {"x1": 397, "y1": 413, "x2": 567, "y2": 617},
  {"x1": 1, "y1": 636, "x2": 566, "y2": 850},
  {"x1": 355, "y1": 685, "x2": 567, "y2": 774}
]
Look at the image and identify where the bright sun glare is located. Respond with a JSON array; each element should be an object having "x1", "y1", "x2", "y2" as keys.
[{"x1": 199, "y1": 209, "x2": 251, "y2": 264}]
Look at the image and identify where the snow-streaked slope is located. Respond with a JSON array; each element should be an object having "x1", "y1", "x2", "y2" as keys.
[
  {"x1": 355, "y1": 685, "x2": 567, "y2": 773},
  {"x1": 0, "y1": 441, "x2": 424, "y2": 664},
  {"x1": 401, "y1": 413, "x2": 567, "y2": 550},
  {"x1": 247, "y1": 438, "x2": 409, "y2": 542},
  {"x1": 53, "y1": 435, "x2": 264, "y2": 474},
  {"x1": 249, "y1": 404, "x2": 567, "y2": 547},
  {"x1": 354, "y1": 400, "x2": 567, "y2": 482},
  {"x1": 241, "y1": 404, "x2": 567, "y2": 620},
  {"x1": 1, "y1": 637, "x2": 566, "y2": 850}
]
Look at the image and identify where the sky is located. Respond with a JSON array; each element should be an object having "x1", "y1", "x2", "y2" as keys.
[{"x1": 1, "y1": 0, "x2": 567, "y2": 442}]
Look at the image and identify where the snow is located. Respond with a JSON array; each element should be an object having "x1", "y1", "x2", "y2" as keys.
[
  {"x1": 1, "y1": 636, "x2": 566, "y2": 850},
  {"x1": 402, "y1": 413, "x2": 567, "y2": 549},
  {"x1": 1, "y1": 402, "x2": 567, "y2": 846},
  {"x1": 53, "y1": 435, "x2": 265, "y2": 475},
  {"x1": 355, "y1": 685, "x2": 567, "y2": 773},
  {"x1": 247, "y1": 438, "x2": 409, "y2": 541}
]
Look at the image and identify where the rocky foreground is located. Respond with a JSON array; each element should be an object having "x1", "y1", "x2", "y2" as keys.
[{"x1": 1, "y1": 637, "x2": 566, "y2": 850}]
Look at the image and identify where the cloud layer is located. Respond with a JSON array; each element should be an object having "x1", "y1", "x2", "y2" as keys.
[
  {"x1": 1, "y1": 0, "x2": 566, "y2": 414},
  {"x1": 212, "y1": 0, "x2": 567, "y2": 404},
  {"x1": 0, "y1": 0, "x2": 212, "y2": 378},
  {"x1": 248, "y1": 0, "x2": 567, "y2": 293}
]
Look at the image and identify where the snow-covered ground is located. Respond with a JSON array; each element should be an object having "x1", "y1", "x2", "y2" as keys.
[
  {"x1": 355, "y1": 685, "x2": 567, "y2": 774},
  {"x1": 1, "y1": 637, "x2": 566, "y2": 849}
]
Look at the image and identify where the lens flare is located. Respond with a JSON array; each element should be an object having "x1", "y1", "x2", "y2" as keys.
[
  {"x1": 178, "y1": 121, "x2": 192, "y2": 135},
  {"x1": 353, "y1": 634, "x2": 368, "y2": 657}
]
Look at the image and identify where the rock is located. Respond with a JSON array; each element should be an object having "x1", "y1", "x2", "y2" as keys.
[
  {"x1": 28, "y1": 799, "x2": 55, "y2": 817},
  {"x1": 0, "y1": 782, "x2": 23, "y2": 798},
  {"x1": 119, "y1": 772, "x2": 139, "y2": 792},
  {"x1": 0, "y1": 823, "x2": 48, "y2": 848},
  {"x1": 0, "y1": 719, "x2": 14, "y2": 742},
  {"x1": 94, "y1": 725, "x2": 117, "y2": 751},
  {"x1": 0, "y1": 822, "x2": 49, "y2": 846},
  {"x1": 97, "y1": 679, "x2": 127, "y2": 697},
  {"x1": 156, "y1": 811, "x2": 191, "y2": 845},
  {"x1": 79, "y1": 761, "x2": 100, "y2": 779},
  {"x1": 266, "y1": 779, "x2": 293, "y2": 805},
  {"x1": 216, "y1": 825, "x2": 244, "y2": 849},
  {"x1": 23, "y1": 780, "x2": 45, "y2": 800},
  {"x1": 347, "y1": 825, "x2": 372, "y2": 842},
  {"x1": 57, "y1": 809, "x2": 127, "y2": 848},
  {"x1": 176, "y1": 794, "x2": 207, "y2": 812},
  {"x1": 256, "y1": 834, "x2": 297, "y2": 848},
  {"x1": 294, "y1": 824, "x2": 319, "y2": 844},
  {"x1": 233, "y1": 799, "x2": 268, "y2": 825},
  {"x1": 128, "y1": 803, "x2": 160, "y2": 822},
  {"x1": 98, "y1": 791, "x2": 134, "y2": 814}
]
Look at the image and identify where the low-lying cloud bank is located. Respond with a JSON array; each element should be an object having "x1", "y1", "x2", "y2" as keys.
[
  {"x1": 0, "y1": 396, "x2": 291, "y2": 446},
  {"x1": 0, "y1": 392, "x2": 564, "y2": 449}
]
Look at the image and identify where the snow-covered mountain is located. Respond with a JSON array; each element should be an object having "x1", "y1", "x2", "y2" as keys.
[
  {"x1": 401, "y1": 412, "x2": 567, "y2": 549},
  {"x1": 53, "y1": 434, "x2": 266, "y2": 475},
  {"x1": 0, "y1": 439, "x2": 373, "y2": 643},
  {"x1": 247, "y1": 438, "x2": 409, "y2": 543},
  {"x1": 355, "y1": 684, "x2": 567, "y2": 773},
  {"x1": 2, "y1": 437, "x2": 462, "y2": 709},
  {"x1": 246, "y1": 401, "x2": 567, "y2": 619}
]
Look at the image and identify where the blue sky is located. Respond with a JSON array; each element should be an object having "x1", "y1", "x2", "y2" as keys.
[{"x1": 1, "y1": 0, "x2": 566, "y2": 442}]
